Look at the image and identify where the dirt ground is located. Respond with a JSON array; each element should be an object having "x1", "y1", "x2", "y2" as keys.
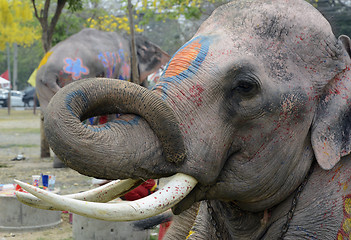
[{"x1": 0, "y1": 109, "x2": 118, "y2": 240}]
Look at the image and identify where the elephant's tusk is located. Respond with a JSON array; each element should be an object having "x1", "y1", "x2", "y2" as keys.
[
  {"x1": 15, "y1": 178, "x2": 143, "y2": 211},
  {"x1": 14, "y1": 173, "x2": 197, "y2": 221}
]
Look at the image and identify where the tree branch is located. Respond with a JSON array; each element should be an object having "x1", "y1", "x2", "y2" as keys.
[
  {"x1": 43, "y1": 0, "x2": 51, "y2": 20},
  {"x1": 128, "y1": 0, "x2": 140, "y2": 84},
  {"x1": 48, "y1": 0, "x2": 67, "y2": 42},
  {"x1": 31, "y1": 0, "x2": 40, "y2": 20}
]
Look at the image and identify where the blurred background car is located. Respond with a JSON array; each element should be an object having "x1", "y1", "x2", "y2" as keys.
[
  {"x1": 0, "y1": 89, "x2": 24, "y2": 107},
  {"x1": 22, "y1": 87, "x2": 40, "y2": 107}
]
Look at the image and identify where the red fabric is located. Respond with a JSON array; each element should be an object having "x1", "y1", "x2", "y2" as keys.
[
  {"x1": 122, "y1": 179, "x2": 156, "y2": 201},
  {"x1": 0, "y1": 70, "x2": 9, "y2": 80},
  {"x1": 158, "y1": 221, "x2": 171, "y2": 240},
  {"x1": 98, "y1": 115, "x2": 108, "y2": 124},
  {"x1": 141, "y1": 179, "x2": 156, "y2": 191}
]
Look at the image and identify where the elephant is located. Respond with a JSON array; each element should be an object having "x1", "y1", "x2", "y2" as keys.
[
  {"x1": 36, "y1": 28, "x2": 170, "y2": 111},
  {"x1": 16, "y1": 0, "x2": 351, "y2": 239}
]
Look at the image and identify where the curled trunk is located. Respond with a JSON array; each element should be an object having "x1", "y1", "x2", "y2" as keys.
[{"x1": 44, "y1": 78, "x2": 185, "y2": 179}]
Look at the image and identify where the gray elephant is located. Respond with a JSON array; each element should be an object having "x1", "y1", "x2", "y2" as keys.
[
  {"x1": 36, "y1": 28, "x2": 170, "y2": 111},
  {"x1": 16, "y1": 0, "x2": 351, "y2": 239}
]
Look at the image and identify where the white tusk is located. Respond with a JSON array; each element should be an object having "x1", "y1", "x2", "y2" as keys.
[
  {"x1": 15, "y1": 173, "x2": 197, "y2": 221},
  {"x1": 15, "y1": 179, "x2": 142, "y2": 211}
]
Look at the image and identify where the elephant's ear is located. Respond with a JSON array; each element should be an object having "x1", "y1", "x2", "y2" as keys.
[
  {"x1": 311, "y1": 35, "x2": 351, "y2": 170},
  {"x1": 135, "y1": 36, "x2": 171, "y2": 83}
]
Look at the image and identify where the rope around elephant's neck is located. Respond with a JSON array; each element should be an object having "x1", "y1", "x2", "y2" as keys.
[{"x1": 278, "y1": 162, "x2": 315, "y2": 239}]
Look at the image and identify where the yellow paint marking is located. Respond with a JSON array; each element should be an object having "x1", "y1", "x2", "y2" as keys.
[
  {"x1": 345, "y1": 198, "x2": 351, "y2": 215},
  {"x1": 186, "y1": 230, "x2": 195, "y2": 239},
  {"x1": 342, "y1": 218, "x2": 351, "y2": 233},
  {"x1": 38, "y1": 51, "x2": 53, "y2": 70}
]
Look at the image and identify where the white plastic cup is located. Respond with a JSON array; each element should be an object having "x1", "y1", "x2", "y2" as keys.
[{"x1": 48, "y1": 175, "x2": 55, "y2": 191}]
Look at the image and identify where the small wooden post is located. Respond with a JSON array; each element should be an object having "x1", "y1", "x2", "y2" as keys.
[{"x1": 127, "y1": 0, "x2": 140, "y2": 85}]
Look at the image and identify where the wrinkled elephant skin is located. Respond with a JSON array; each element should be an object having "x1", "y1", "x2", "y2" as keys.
[
  {"x1": 35, "y1": 1, "x2": 351, "y2": 239},
  {"x1": 36, "y1": 28, "x2": 170, "y2": 111}
]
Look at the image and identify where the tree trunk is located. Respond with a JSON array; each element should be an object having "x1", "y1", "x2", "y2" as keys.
[
  {"x1": 42, "y1": 28, "x2": 52, "y2": 53},
  {"x1": 127, "y1": 0, "x2": 140, "y2": 85},
  {"x1": 6, "y1": 43, "x2": 11, "y2": 84},
  {"x1": 32, "y1": 0, "x2": 67, "y2": 158},
  {"x1": 13, "y1": 43, "x2": 17, "y2": 90},
  {"x1": 6, "y1": 43, "x2": 11, "y2": 115}
]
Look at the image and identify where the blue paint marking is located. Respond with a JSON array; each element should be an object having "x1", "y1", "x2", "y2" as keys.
[
  {"x1": 65, "y1": 90, "x2": 89, "y2": 118},
  {"x1": 98, "y1": 52, "x2": 117, "y2": 78},
  {"x1": 88, "y1": 117, "x2": 94, "y2": 125},
  {"x1": 112, "y1": 115, "x2": 140, "y2": 126},
  {"x1": 98, "y1": 50, "x2": 130, "y2": 80},
  {"x1": 152, "y1": 35, "x2": 212, "y2": 100},
  {"x1": 83, "y1": 116, "x2": 141, "y2": 132},
  {"x1": 295, "y1": 226, "x2": 318, "y2": 239},
  {"x1": 118, "y1": 49, "x2": 125, "y2": 62},
  {"x1": 66, "y1": 89, "x2": 140, "y2": 133},
  {"x1": 63, "y1": 58, "x2": 89, "y2": 80}
]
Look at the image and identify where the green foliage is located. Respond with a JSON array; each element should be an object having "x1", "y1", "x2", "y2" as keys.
[
  {"x1": 16, "y1": 43, "x2": 44, "y2": 89},
  {"x1": 0, "y1": 42, "x2": 44, "y2": 90},
  {"x1": 87, "y1": 15, "x2": 144, "y2": 33},
  {"x1": 86, "y1": 0, "x2": 223, "y2": 34},
  {"x1": 52, "y1": 11, "x2": 86, "y2": 46},
  {"x1": 67, "y1": 0, "x2": 83, "y2": 12},
  {"x1": 136, "y1": 0, "x2": 206, "y2": 25},
  {"x1": 31, "y1": 0, "x2": 84, "y2": 52},
  {"x1": 143, "y1": 18, "x2": 184, "y2": 55}
]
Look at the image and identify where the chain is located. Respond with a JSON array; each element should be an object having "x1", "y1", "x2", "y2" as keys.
[
  {"x1": 278, "y1": 164, "x2": 314, "y2": 240},
  {"x1": 207, "y1": 200, "x2": 222, "y2": 239}
]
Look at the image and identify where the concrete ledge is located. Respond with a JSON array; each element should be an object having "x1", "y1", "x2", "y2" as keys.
[
  {"x1": 73, "y1": 214, "x2": 150, "y2": 240},
  {"x1": 0, "y1": 194, "x2": 61, "y2": 231}
]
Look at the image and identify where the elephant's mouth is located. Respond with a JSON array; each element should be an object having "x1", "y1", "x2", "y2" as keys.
[{"x1": 15, "y1": 173, "x2": 197, "y2": 221}]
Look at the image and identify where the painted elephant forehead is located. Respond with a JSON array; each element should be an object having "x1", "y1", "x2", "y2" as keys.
[
  {"x1": 163, "y1": 36, "x2": 211, "y2": 80},
  {"x1": 163, "y1": 38, "x2": 202, "y2": 78},
  {"x1": 153, "y1": 36, "x2": 211, "y2": 99}
]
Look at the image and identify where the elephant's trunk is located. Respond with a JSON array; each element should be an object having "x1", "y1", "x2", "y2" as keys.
[{"x1": 44, "y1": 78, "x2": 185, "y2": 179}]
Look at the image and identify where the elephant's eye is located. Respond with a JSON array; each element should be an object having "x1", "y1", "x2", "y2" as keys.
[
  {"x1": 232, "y1": 79, "x2": 259, "y2": 97},
  {"x1": 235, "y1": 81, "x2": 255, "y2": 92}
]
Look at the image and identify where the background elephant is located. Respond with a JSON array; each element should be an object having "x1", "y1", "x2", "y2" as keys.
[
  {"x1": 36, "y1": 28, "x2": 170, "y2": 167},
  {"x1": 36, "y1": 28, "x2": 170, "y2": 111},
  {"x1": 18, "y1": 0, "x2": 351, "y2": 239}
]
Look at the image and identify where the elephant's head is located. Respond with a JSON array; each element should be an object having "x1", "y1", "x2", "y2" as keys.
[
  {"x1": 134, "y1": 35, "x2": 171, "y2": 82},
  {"x1": 35, "y1": 29, "x2": 170, "y2": 111},
  {"x1": 18, "y1": 0, "x2": 351, "y2": 225}
]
